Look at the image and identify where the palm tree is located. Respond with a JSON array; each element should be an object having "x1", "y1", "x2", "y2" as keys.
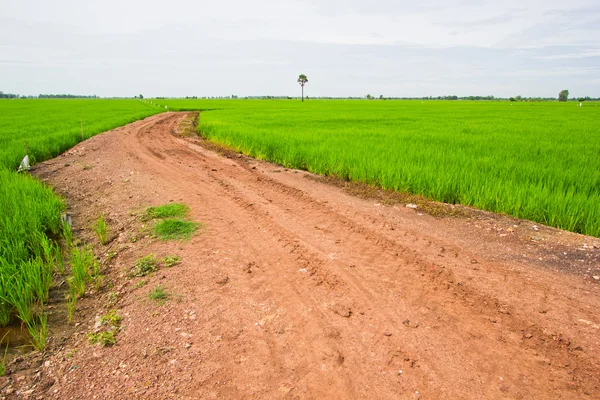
[{"x1": 297, "y1": 74, "x2": 308, "y2": 102}]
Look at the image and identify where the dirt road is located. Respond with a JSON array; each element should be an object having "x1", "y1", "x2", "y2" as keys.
[{"x1": 20, "y1": 112, "x2": 600, "y2": 398}]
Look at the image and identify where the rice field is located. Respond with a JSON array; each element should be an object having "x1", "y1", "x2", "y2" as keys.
[
  {"x1": 0, "y1": 99, "x2": 162, "y2": 345},
  {"x1": 162, "y1": 99, "x2": 600, "y2": 237}
]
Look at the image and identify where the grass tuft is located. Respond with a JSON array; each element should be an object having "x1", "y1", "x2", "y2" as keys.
[
  {"x1": 143, "y1": 203, "x2": 189, "y2": 220},
  {"x1": 152, "y1": 219, "x2": 199, "y2": 241},
  {"x1": 148, "y1": 285, "x2": 170, "y2": 304}
]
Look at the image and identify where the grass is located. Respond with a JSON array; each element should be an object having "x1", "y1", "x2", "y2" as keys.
[
  {"x1": 143, "y1": 203, "x2": 189, "y2": 220},
  {"x1": 162, "y1": 99, "x2": 600, "y2": 237},
  {"x1": 94, "y1": 215, "x2": 109, "y2": 245},
  {"x1": 0, "y1": 99, "x2": 163, "y2": 342},
  {"x1": 148, "y1": 285, "x2": 170, "y2": 304},
  {"x1": 153, "y1": 219, "x2": 199, "y2": 241}
]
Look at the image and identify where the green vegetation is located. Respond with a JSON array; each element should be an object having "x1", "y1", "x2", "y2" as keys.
[
  {"x1": 142, "y1": 202, "x2": 199, "y2": 241},
  {"x1": 0, "y1": 344, "x2": 8, "y2": 376},
  {"x1": 100, "y1": 309, "x2": 122, "y2": 327},
  {"x1": 143, "y1": 203, "x2": 189, "y2": 220},
  {"x1": 148, "y1": 285, "x2": 170, "y2": 303},
  {"x1": 161, "y1": 99, "x2": 600, "y2": 237},
  {"x1": 130, "y1": 254, "x2": 159, "y2": 277},
  {"x1": 0, "y1": 99, "x2": 162, "y2": 342},
  {"x1": 153, "y1": 219, "x2": 200, "y2": 241},
  {"x1": 162, "y1": 255, "x2": 181, "y2": 268},
  {"x1": 88, "y1": 330, "x2": 116, "y2": 346},
  {"x1": 88, "y1": 310, "x2": 121, "y2": 346},
  {"x1": 94, "y1": 216, "x2": 109, "y2": 245}
]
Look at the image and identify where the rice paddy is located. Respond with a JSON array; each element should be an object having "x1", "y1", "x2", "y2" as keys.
[
  {"x1": 1, "y1": 97, "x2": 599, "y2": 350},
  {"x1": 0, "y1": 99, "x2": 161, "y2": 347},
  {"x1": 162, "y1": 99, "x2": 600, "y2": 237}
]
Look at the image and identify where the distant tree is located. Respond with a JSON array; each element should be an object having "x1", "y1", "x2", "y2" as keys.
[
  {"x1": 558, "y1": 90, "x2": 569, "y2": 102},
  {"x1": 515, "y1": 95, "x2": 522, "y2": 101},
  {"x1": 297, "y1": 74, "x2": 308, "y2": 102},
  {"x1": 366, "y1": 94, "x2": 373, "y2": 100},
  {"x1": 578, "y1": 97, "x2": 585, "y2": 102},
  {"x1": 139, "y1": 94, "x2": 144, "y2": 99},
  {"x1": 379, "y1": 95, "x2": 383, "y2": 100},
  {"x1": 509, "y1": 97, "x2": 515, "y2": 102}
]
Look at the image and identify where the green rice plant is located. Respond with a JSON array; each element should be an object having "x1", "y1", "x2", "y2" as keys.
[
  {"x1": 70, "y1": 246, "x2": 96, "y2": 298},
  {"x1": 61, "y1": 220, "x2": 74, "y2": 250},
  {"x1": 142, "y1": 203, "x2": 189, "y2": 220},
  {"x1": 148, "y1": 285, "x2": 170, "y2": 304},
  {"x1": 162, "y1": 255, "x2": 181, "y2": 268},
  {"x1": 0, "y1": 99, "x2": 163, "y2": 340},
  {"x1": 93, "y1": 215, "x2": 109, "y2": 245},
  {"x1": 130, "y1": 254, "x2": 158, "y2": 277},
  {"x1": 152, "y1": 219, "x2": 199, "y2": 241},
  {"x1": 0, "y1": 301, "x2": 11, "y2": 327},
  {"x1": 26, "y1": 313, "x2": 47, "y2": 351},
  {"x1": 159, "y1": 99, "x2": 600, "y2": 237}
]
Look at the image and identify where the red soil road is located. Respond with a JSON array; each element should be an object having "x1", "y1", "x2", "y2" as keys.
[{"x1": 27, "y1": 112, "x2": 600, "y2": 398}]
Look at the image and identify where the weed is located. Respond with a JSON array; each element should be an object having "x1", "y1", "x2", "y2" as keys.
[
  {"x1": 134, "y1": 279, "x2": 148, "y2": 289},
  {"x1": 106, "y1": 291, "x2": 119, "y2": 306},
  {"x1": 162, "y1": 255, "x2": 181, "y2": 267},
  {"x1": 88, "y1": 330, "x2": 116, "y2": 346},
  {"x1": 100, "y1": 310, "x2": 122, "y2": 327},
  {"x1": 142, "y1": 203, "x2": 189, "y2": 220},
  {"x1": 148, "y1": 285, "x2": 170, "y2": 304},
  {"x1": 130, "y1": 254, "x2": 158, "y2": 277},
  {"x1": 94, "y1": 215, "x2": 109, "y2": 245},
  {"x1": 152, "y1": 219, "x2": 199, "y2": 241},
  {"x1": 82, "y1": 164, "x2": 94, "y2": 171},
  {"x1": 105, "y1": 250, "x2": 117, "y2": 263}
]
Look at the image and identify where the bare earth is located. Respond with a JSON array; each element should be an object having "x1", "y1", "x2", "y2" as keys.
[{"x1": 5, "y1": 112, "x2": 600, "y2": 399}]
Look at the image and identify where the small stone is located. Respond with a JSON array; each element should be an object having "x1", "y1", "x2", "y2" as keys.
[
  {"x1": 384, "y1": 332, "x2": 392, "y2": 337},
  {"x1": 524, "y1": 333, "x2": 533, "y2": 339},
  {"x1": 406, "y1": 203, "x2": 418, "y2": 209},
  {"x1": 593, "y1": 276, "x2": 599, "y2": 280},
  {"x1": 398, "y1": 370, "x2": 403, "y2": 375},
  {"x1": 402, "y1": 319, "x2": 410, "y2": 326},
  {"x1": 216, "y1": 276, "x2": 230, "y2": 285}
]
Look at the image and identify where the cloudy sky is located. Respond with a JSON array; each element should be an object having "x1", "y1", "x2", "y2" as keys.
[{"x1": 2, "y1": 0, "x2": 599, "y2": 98}]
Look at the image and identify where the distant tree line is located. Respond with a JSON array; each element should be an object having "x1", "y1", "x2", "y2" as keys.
[
  {"x1": 0, "y1": 91, "x2": 19, "y2": 99},
  {"x1": 0, "y1": 92, "x2": 100, "y2": 99},
  {"x1": 37, "y1": 94, "x2": 99, "y2": 99}
]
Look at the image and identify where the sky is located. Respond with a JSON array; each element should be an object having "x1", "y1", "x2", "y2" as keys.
[{"x1": 1, "y1": 0, "x2": 599, "y2": 98}]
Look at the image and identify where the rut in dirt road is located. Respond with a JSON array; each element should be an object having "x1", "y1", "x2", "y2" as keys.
[{"x1": 30, "y1": 112, "x2": 600, "y2": 399}]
